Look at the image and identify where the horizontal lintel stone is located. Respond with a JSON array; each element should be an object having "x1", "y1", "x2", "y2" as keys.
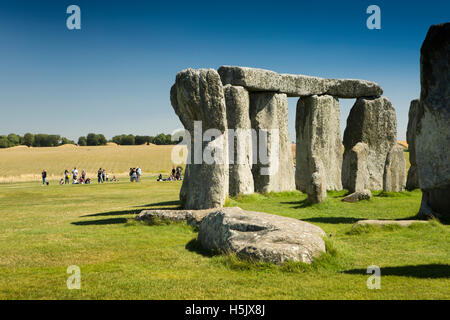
[{"x1": 218, "y1": 66, "x2": 383, "y2": 98}]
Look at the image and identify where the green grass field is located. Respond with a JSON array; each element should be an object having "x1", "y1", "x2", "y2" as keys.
[
  {"x1": 0, "y1": 144, "x2": 187, "y2": 183},
  {"x1": 0, "y1": 176, "x2": 448, "y2": 299}
]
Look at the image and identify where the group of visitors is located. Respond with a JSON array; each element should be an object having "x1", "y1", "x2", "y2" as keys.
[
  {"x1": 157, "y1": 167, "x2": 182, "y2": 182},
  {"x1": 40, "y1": 167, "x2": 119, "y2": 186},
  {"x1": 129, "y1": 167, "x2": 142, "y2": 182},
  {"x1": 40, "y1": 166, "x2": 168, "y2": 185},
  {"x1": 97, "y1": 168, "x2": 117, "y2": 183},
  {"x1": 60, "y1": 167, "x2": 92, "y2": 185}
]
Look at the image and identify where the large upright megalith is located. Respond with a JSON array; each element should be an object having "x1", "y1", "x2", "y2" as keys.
[
  {"x1": 250, "y1": 92, "x2": 295, "y2": 193},
  {"x1": 342, "y1": 96, "x2": 398, "y2": 190},
  {"x1": 406, "y1": 99, "x2": 420, "y2": 190},
  {"x1": 295, "y1": 95, "x2": 343, "y2": 192},
  {"x1": 416, "y1": 23, "x2": 450, "y2": 218},
  {"x1": 170, "y1": 68, "x2": 229, "y2": 209},
  {"x1": 224, "y1": 85, "x2": 254, "y2": 196}
]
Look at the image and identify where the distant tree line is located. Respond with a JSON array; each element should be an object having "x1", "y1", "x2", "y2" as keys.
[
  {"x1": 77, "y1": 133, "x2": 107, "y2": 146},
  {"x1": 0, "y1": 133, "x2": 75, "y2": 148},
  {"x1": 0, "y1": 132, "x2": 180, "y2": 148},
  {"x1": 110, "y1": 133, "x2": 177, "y2": 146}
]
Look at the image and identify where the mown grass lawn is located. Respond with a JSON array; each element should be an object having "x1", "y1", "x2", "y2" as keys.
[{"x1": 0, "y1": 177, "x2": 448, "y2": 299}]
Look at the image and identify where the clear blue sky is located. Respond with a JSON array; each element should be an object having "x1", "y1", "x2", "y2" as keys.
[{"x1": 0, "y1": 0, "x2": 448, "y2": 141}]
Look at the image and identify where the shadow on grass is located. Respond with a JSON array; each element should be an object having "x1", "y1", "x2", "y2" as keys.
[
  {"x1": 281, "y1": 199, "x2": 313, "y2": 209},
  {"x1": 302, "y1": 217, "x2": 364, "y2": 224},
  {"x1": 82, "y1": 209, "x2": 143, "y2": 217},
  {"x1": 72, "y1": 218, "x2": 128, "y2": 226},
  {"x1": 134, "y1": 200, "x2": 181, "y2": 208},
  {"x1": 343, "y1": 264, "x2": 450, "y2": 279},
  {"x1": 185, "y1": 238, "x2": 216, "y2": 258}
]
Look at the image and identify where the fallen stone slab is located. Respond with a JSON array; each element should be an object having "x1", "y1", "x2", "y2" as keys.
[
  {"x1": 198, "y1": 207, "x2": 326, "y2": 264},
  {"x1": 352, "y1": 219, "x2": 428, "y2": 228},
  {"x1": 135, "y1": 209, "x2": 213, "y2": 228},
  {"x1": 342, "y1": 190, "x2": 372, "y2": 203},
  {"x1": 218, "y1": 66, "x2": 383, "y2": 98}
]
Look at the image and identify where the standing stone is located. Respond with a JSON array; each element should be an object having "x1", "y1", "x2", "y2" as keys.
[
  {"x1": 406, "y1": 99, "x2": 420, "y2": 190},
  {"x1": 342, "y1": 96, "x2": 397, "y2": 190},
  {"x1": 416, "y1": 23, "x2": 450, "y2": 217},
  {"x1": 383, "y1": 145, "x2": 406, "y2": 192},
  {"x1": 307, "y1": 156, "x2": 327, "y2": 203},
  {"x1": 342, "y1": 142, "x2": 369, "y2": 193},
  {"x1": 170, "y1": 68, "x2": 229, "y2": 209},
  {"x1": 224, "y1": 85, "x2": 254, "y2": 196},
  {"x1": 250, "y1": 92, "x2": 295, "y2": 193},
  {"x1": 295, "y1": 95, "x2": 342, "y2": 192}
]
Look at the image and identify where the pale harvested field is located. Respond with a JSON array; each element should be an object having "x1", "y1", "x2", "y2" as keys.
[{"x1": 0, "y1": 144, "x2": 187, "y2": 183}]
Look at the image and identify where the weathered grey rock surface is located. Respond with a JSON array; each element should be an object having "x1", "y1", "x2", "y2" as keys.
[
  {"x1": 342, "y1": 96, "x2": 397, "y2": 190},
  {"x1": 342, "y1": 190, "x2": 372, "y2": 203},
  {"x1": 383, "y1": 145, "x2": 406, "y2": 192},
  {"x1": 353, "y1": 219, "x2": 428, "y2": 228},
  {"x1": 250, "y1": 92, "x2": 295, "y2": 193},
  {"x1": 296, "y1": 95, "x2": 342, "y2": 192},
  {"x1": 342, "y1": 142, "x2": 369, "y2": 193},
  {"x1": 224, "y1": 85, "x2": 254, "y2": 196},
  {"x1": 306, "y1": 156, "x2": 327, "y2": 204},
  {"x1": 326, "y1": 78, "x2": 383, "y2": 98},
  {"x1": 406, "y1": 99, "x2": 420, "y2": 190},
  {"x1": 171, "y1": 68, "x2": 229, "y2": 209},
  {"x1": 218, "y1": 66, "x2": 383, "y2": 98},
  {"x1": 135, "y1": 209, "x2": 212, "y2": 228},
  {"x1": 416, "y1": 23, "x2": 450, "y2": 217},
  {"x1": 198, "y1": 207, "x2": 326, "y2": 264}
]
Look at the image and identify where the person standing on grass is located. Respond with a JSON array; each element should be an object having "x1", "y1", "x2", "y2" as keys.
[
  {"x1": 130, "y1": 168, "x2": 137, "y2": 182},
  {"x1": 41, "y1": 170, "x2": 47, "y2": 185},
  {"x1": 64, "y1": 170, "x2": 70, "y2": 184},
  {"x1": 136, "y1": 167, "x2": 142, "y2": 182},
  {"x1": 102, "y1": 169, "x2": 106, "y2": 183},
  {"x1": 98, "y1": 168, "x2": 103, "y2": 183},
  {"x1": 81, "y1": 170, "x2": 86, "y2": 181},
  {"x1": 72, "y1": 167, "x2": 78, "y2": 182}
]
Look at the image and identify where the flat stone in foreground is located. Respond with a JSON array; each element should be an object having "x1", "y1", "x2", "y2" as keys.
[
  {"x1": 135, "y1": 209, "x2": 212, "y2": 228},
  {"x1": 342, "y1": 190, "x2": 372, "y2": 203},
  {"x1": 198, "y1": 207, "x2": 326, "y2": 264}
]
